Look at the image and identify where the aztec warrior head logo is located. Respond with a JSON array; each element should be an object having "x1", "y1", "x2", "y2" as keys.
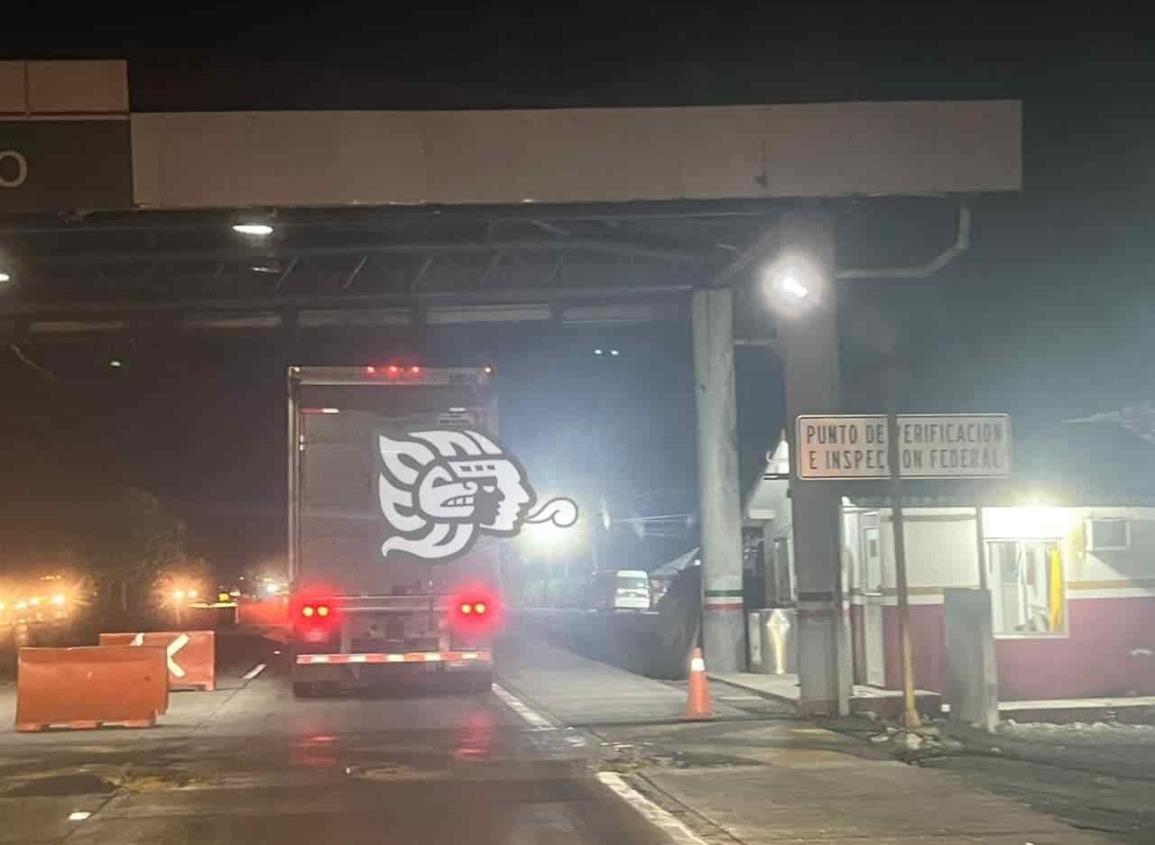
[{"x1": 377, "y1": 429, "x2": 578, "y2": 561}]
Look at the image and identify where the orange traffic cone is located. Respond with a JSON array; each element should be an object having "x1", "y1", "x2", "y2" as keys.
[{"x1": 682, "y1": 647, "x2": 714, "y2": 720}]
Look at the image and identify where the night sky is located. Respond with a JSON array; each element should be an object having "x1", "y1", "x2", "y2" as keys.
[{"x1": 2, "y1": 3, "x2": 1155, "y2": 574}]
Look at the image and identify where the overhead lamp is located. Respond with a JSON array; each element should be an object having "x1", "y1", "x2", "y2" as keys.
[
  {"x1": 778, "y1": 272, "x2": 810, "y2": 301},
  {"x1": 232, "y1": 223, "x2": 274, "y2": 237},
  {"x1": 762, "y1": 253, "x2": 823, "y2": 314}
]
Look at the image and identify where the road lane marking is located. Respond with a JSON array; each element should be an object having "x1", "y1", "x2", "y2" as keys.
[
  {"x1": 596, "y1": 772, "x2": 710, "y2": 845},
  {"x1": 496, "y1": 685, "x2": 709, "y2": 844},
  {"x1": 492, "y1": 683, "x2": 555, "y2": 730},
  {"x1": 242, "y1": 663, "x2": 267, "y2": 681}
]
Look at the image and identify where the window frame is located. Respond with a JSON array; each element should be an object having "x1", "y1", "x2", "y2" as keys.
[{"x1": 987, "y1": 538, "x2": 1069, "y2": 640}]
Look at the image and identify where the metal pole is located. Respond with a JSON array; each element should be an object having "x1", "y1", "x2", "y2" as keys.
[
  {"x1": 287, "y1": 371, "x2": 299, "y2": 585},
  {"x1": 975, "y1": 505, "x2": 989, "y2": 590},
  {"x1": 692, "y1": 287, "x2": 745, "y2": 673},
  {"x1": 887, "y1": 413, "x2": 921, "y2": 730}
]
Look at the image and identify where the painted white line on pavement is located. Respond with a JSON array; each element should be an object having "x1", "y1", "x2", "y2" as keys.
[
  {"x1": 492, "y1": 683, "x2": 555, "y2": 730},
  {"x1": 596, "y1": 772, "x2": 710, "y2": 845},
  {"x1": 242, "y1": 663, "x2": 267, "y2": 682}
]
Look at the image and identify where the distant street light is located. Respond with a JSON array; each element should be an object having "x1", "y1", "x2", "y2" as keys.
[
  {"x1": 609, "y1": 349, "x2": 620, "y2": 356},
  {"x1": 0, "y1": 272, "x2": 10, "y2": 284},
  {"x1": 109, "y1": 359, "x2": 123, "y2": 369},
  {"x1": 594, "y1": 348, "x2": 604, "y2": 355}
]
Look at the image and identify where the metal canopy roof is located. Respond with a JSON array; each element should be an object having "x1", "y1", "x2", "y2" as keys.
[
  {"x1": 0, "y1": 194, "x2": 978, "y2": 346},
  {"x1": 0, "y1": 201, "x2": 771, "y2": 314}
]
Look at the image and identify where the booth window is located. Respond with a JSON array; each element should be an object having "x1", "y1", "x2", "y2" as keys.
[{"x1": 987, "y1": 541, "x2": 1066, "y2": 636}]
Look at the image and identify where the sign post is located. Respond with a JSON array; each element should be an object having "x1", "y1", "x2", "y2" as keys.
[
  {"x1": 794, "y1": 412, "x2": 1011, "y2": 728},
  {"x1": 886, "y1": 413, "x2": 919, "y2": 728}
]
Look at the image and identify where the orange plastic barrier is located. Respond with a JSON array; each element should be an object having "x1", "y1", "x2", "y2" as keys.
[
  {"x1": 16, "y1": 645, "x2": 169, "y2": 732},
  {"x1": 99, "y1": 630, "x2": 216, "y2": 691}
]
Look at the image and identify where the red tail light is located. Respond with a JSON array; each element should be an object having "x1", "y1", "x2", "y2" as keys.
[
  {"x1": 294, "y1": 594, "x2": 337, "y2": 626},
  {"x1": 449, "y1": 586, "x2": 501, "y2": 633}
]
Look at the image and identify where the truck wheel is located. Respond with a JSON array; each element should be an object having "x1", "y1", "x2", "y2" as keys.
[{"x1": 293, "y1": 681, "x2": 317, "y2": 698}]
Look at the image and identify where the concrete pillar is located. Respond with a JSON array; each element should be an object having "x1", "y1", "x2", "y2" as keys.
[
  {"x1": 692, "y1": 286, "x2": 745, "y2": 673},
  {"x1": 776, "y1": 210, "x2": 852, "y2": 716},
  {"x1": 944, "y1": 588, "x2": 999, "y2": 732}
]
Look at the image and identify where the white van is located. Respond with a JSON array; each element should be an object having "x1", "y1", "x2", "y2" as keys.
[{"x1": 589, "y1": 569, "x2": 651, "y2": 611}]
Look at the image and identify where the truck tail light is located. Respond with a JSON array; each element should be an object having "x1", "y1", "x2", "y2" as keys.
[
  {"x1": 450, "y1": 586, "x2": 501, "y2": 633},
  {"x1": 294, "y1": 594, "x2": 338, "y2": 632},
  {"x1": 300, "y1": 603, "x2": 332, "y2": 619}
]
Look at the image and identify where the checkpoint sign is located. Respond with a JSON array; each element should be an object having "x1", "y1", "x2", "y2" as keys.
[{"x1": 795, "y1": 414, "x2": 1011, "y2": 480}]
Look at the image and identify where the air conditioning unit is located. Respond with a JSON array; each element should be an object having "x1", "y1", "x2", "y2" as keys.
[{"x1": 1085, "y1": 518, "x2": 1130, "y2": 552}]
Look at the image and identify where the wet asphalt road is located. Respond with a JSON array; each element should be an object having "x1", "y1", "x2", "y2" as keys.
[{"x1": 0, "y1": 634, "x2": 666, "y2": 845}]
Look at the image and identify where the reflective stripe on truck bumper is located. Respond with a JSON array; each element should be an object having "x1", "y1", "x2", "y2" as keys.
[{"x1": 295, "y1": 650, "x2": 491, "y2": 665}]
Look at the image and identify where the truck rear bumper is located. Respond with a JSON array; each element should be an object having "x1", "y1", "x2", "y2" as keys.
[
  {"x1": 295, "y1": 649, "x2": 490, "y2": 666},
  {"x1": 291, "y1": 649, "x2": 492, "y2": 687}
]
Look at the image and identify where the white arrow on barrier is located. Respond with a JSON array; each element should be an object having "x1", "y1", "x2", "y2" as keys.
[{"x1": 130, "y1": 632, "x2": 190, "y2": 678}]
